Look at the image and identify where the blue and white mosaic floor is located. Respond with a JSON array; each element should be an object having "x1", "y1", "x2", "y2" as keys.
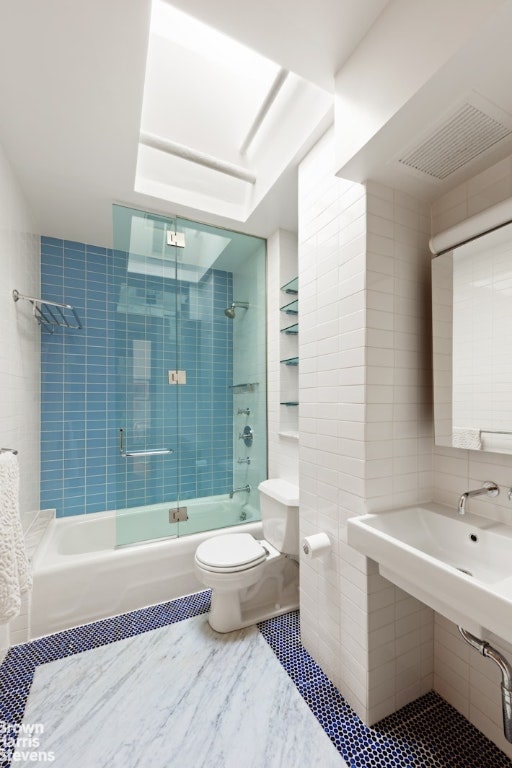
[{"x1": 1, "y1": 592, "x2": 511, "y2": 767}]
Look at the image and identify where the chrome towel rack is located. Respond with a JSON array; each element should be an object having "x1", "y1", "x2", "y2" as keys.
[
  {"x1": 0, "y1": 448, "x2": 18, "y2": 455},
  {"x1": 13, "y1": 289, "x2": 82, "y2": 333}
]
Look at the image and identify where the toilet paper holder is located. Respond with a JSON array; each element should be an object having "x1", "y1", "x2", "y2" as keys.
[{"x1": 302, "y1": 532, "x2": 331, "y2": 559}]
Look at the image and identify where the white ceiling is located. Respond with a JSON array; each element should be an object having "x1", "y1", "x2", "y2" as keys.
[
  {"x1": 0, "y1": 0, "x2": 388, "y2": 247},
  {"x1": 335, "y1": 0, "x2": 512, "y2": 204}
]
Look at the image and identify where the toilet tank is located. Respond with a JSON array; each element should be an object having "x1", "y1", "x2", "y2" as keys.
[{"x1": 258, "y1": 479, "x2": 299, "y2": 555}]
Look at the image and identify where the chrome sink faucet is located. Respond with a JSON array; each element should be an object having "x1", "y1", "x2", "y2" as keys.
[{"x1": 457, "y1": 481, "x2": 499, "y2": 515}]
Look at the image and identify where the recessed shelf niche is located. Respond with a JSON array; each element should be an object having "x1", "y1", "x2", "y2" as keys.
[{"x1": 279, "y1": 277, "x2": 298, "y2": 435}]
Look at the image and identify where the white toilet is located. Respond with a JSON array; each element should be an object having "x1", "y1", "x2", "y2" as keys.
[{"x1": 194, "y1": 479, "x2": 299, "y2": 633}]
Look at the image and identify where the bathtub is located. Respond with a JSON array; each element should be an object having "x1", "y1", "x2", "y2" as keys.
[{"x1": 31, "y1": 496, "x2": 262, "y2": 638}]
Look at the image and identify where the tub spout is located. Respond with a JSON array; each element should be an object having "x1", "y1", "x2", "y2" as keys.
[{"x1": 229, "y1": 484, "x2": 251, "y2": 499}]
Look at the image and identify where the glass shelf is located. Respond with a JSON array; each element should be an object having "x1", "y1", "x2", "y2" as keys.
[
  {"x1": 280, "y1": 323, "x2": 298, "y2": 335},
  {"x1": 281, "y1": 277, "x2": 298, "y2": 295},
  {"x1": 280, "y1": 299, "x2": 298, "y2": 315},
  {"x1": 279, "y1": 430, "x2": 299, "y2": 440},
  {"x1": 280, "y1": 401, "x2": 299, "y2": 406},
  {"x1": 280, "y1": 357, "x2": 299, "y2": 366},
  {"x1": 230, "y1": 382, "x2": 259, "y2": 393}
]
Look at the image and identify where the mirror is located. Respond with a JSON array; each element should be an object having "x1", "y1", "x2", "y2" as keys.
[{"x1": 432, "y1": 220, "x2": 512, "y2": 454}]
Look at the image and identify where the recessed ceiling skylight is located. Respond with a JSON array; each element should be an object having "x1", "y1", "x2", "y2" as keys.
[
  {"x1": 135, "y1": 0, "x2": 333, "y2": 222},
  {"x1": 151, "y1": 1, "x2": 279, "y2": 87}
]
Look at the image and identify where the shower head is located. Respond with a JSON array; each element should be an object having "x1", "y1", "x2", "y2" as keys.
[{"x1": 224, "y1": 301, "x2": 249, "y2": 319}]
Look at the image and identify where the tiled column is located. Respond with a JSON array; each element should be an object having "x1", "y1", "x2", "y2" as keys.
[{"x1": 298, "y1": 129, "x2": 434, "y2": 724}]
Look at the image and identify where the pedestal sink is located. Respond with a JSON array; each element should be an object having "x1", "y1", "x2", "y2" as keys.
[{"x1": 347, "y1": 502, "x2": 512, "y2": 639}]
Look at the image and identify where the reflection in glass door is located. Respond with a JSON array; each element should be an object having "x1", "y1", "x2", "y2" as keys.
[{"x1": 113, "y1": 206, "x2": 180, "y2": 545}]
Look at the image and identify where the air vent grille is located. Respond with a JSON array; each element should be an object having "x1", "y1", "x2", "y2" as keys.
[{"x1": 398, "y1": 103, "x2": 512, "y2": 180}]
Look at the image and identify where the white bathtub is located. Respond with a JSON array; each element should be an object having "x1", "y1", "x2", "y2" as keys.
[{"x1": 31, "y1": 497, "x2": 262, "y2": 638}]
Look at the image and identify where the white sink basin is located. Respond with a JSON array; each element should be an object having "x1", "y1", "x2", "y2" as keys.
[{"x1": 347, "y1": 502, "x2": 512, "y2": 639}]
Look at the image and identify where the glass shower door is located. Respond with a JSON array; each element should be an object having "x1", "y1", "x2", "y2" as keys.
[
  {"x1": 112, "y1": 204, "x2": 267, "y2": 548},
  {"x1": 112, "y1": 205, "x2": 181, "y2": 546}
]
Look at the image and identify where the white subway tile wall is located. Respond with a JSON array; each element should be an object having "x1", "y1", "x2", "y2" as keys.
[
  {"x1": 299, "y1": 135, "x2": 512, "y2": 756},
  {"x1": 298, "y1": 129, "x2": 434, "y2": 725},
  {"x1": 0, "y1": 139, "x2": 40, "y2": 660}
]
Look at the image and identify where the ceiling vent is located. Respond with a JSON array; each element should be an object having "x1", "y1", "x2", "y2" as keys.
[{"x1": 397, "y1": 101, "x2": 512, "y2": 181}]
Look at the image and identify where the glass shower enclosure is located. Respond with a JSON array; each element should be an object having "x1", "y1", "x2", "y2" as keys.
[{"x1": 112, "y1": 205, "x2": 266, "y2": 546}]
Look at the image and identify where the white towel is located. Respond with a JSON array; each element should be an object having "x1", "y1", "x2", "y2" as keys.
[
  {"x1": 0, "y1": 452, "x2": 32, "y2": 623},
  {"x1": 452, "y1": 427, "x2": 482, "y2": 450}
]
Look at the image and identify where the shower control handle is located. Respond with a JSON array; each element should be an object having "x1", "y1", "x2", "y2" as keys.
[
  {"x1": 239, "y1": 426, "x2": 254, "y2": 446},
  {"x1": 237, "y1": 457, "x2": 251, "y2": 465}
]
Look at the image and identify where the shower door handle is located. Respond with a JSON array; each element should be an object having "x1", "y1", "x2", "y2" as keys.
[
  {"x1": 121, "y1": 449, "x2": 174, "y2": 458},
  {"x1": 119, "y1": 428, "x2": 174, "y2": 458}
]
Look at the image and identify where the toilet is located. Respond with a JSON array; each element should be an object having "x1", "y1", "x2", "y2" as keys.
[{"x1": 194, "y1": 479, "x2": 299, "y2": 633}]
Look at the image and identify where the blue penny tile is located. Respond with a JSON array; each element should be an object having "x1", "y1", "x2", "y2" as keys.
[
  {"x1": 373, "y1": 691, "x2": 443, "y2": 735},
  {"x1": 0, "y1": 687, "x2": 30, "y2": 725},
  {"x1": 0, "y1": 669, "x2": 33, "y2": 698},
  {"x1": 0, "y1": 592, "x2": 212, "y2": 706},
  {"x1": 258, "y1": 609, "x2": 512, "y2": 767},
  {"x1": 386, "y1": 701, "x2": 512, "y2": 768},
  {"x1": 0, "y1": 655, "x2": 35, "y2": 694},
  {"x1": 348, "y1": 739, "x2": 422, "y2": 768}
]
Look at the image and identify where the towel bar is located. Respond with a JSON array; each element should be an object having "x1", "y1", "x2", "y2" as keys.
[{"x1": 0, "y1": 448, "x2": 18, "y2": 455}]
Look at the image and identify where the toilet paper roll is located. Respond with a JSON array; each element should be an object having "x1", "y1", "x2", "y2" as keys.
[{"x1": 302, "y1": 533, "x2": 331, "y2": 559}]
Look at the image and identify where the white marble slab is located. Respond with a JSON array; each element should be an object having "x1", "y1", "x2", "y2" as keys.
[{"x1": 17, "y1": 615, "x2": 346, "y2": 767}]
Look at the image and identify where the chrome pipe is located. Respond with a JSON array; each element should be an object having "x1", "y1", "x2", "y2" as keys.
[
  {"x1": 458, "y1": 626, "x2": 512, "y2": 742},
  {"x1": 229, "y1": 484, "x2": 251, "y2": 499}
]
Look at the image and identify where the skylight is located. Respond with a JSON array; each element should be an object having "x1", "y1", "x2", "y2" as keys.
[
  {"x1": 135, "y1": 0, "x2": 333, "y2": 222},
  {"x1": 150, "y1": 2, "x2": 279, "y2": 88}
]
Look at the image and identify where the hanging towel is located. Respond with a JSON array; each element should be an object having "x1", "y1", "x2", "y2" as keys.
[
  {"x1": 452, "y1": 427, "x2": 482, "y2": 450},
  {"x1": 0, "y1": 452, "x2": 32, "y2": 623}
]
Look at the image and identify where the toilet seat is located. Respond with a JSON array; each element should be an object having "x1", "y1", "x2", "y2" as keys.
[{"x1": 195, "y1": 533, "x2": 268, "y2": 573}]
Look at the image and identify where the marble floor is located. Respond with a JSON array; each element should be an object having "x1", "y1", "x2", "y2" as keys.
[
  {"x1": 12, "y1": 614, "x2": 344, "y2": 768},
  {"x1": 2, "y1": 592, "x2": 512, "y2": 768}
]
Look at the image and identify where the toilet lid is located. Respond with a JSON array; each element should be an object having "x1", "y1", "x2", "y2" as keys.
[{"x1": 195, "y1": 533, "x2": 267, "y2": 571}]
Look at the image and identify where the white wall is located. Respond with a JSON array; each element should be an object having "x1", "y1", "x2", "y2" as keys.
[
  {"x1": 298, "y1": 128, "x2": 433, "y2": 724},
  {"x1": 334, "y1": 0, "x2": 504, "y2": 176},
  {"x1": 0, "y1": 138, "x2": 40, "y2": 658},
  {"x1": 431, "y1": 153, "x2": 512, "y2": 760}
]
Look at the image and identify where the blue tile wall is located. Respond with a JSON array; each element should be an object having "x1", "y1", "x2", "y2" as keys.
[{"x1": 40, "y1": 237, "x2": 233, "y2": 517}]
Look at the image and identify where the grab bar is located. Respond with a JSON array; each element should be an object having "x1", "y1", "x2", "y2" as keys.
[
  {"x1": 0, "y1": 448, "x2": 18, "y2": 455},
  {"x1": 122, "y1": 449, "x2": 174, "y2": 458},
  {"x1": 119, "y1": 428, "x2": 173, "y2": 458}
]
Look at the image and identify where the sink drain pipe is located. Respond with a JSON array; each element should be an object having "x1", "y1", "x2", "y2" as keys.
[{"x1": 458, "y1": 626, "x2": 512, "y2": 742}]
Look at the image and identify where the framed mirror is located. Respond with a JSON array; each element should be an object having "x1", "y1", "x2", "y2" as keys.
[{"x1": 432, "y1": 220, "x2": 512, "y2": 454}]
